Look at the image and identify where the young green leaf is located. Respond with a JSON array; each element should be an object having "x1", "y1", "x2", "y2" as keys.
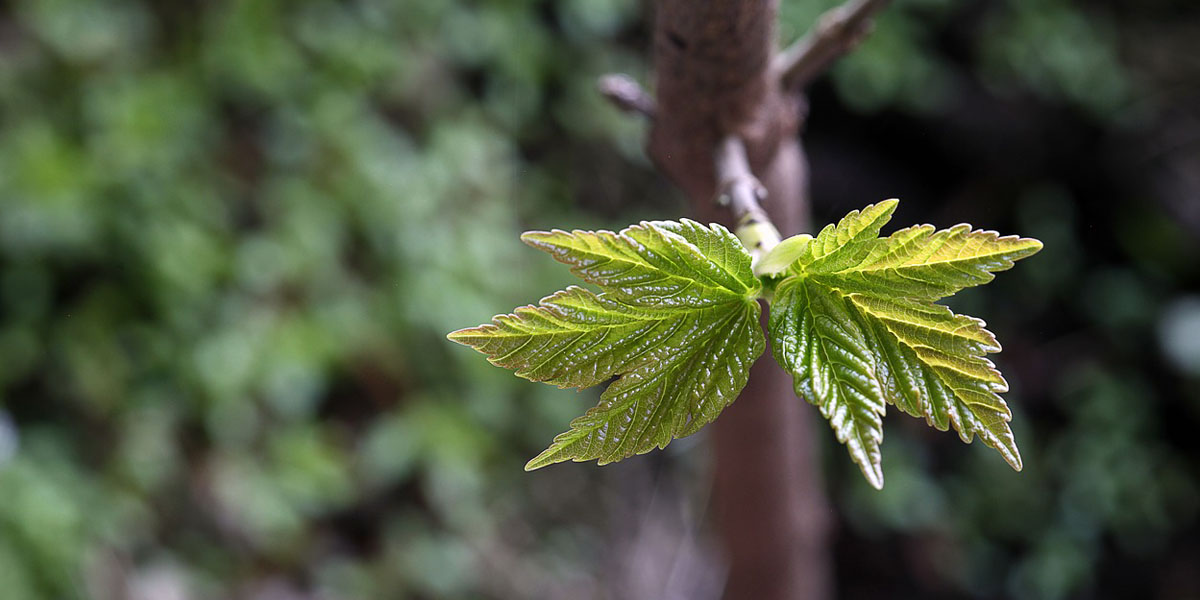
[
  {"x1": 754, "y1": 233, "x2": 812, "y2": 277},
  {"x1": 449, "y1": 220, "x2": 765, "y2": 470},
  {"x1": 769, "y1": 200, "x2": 1041, "y2": 488},
  {"x1": 771, "y1": 276, "x2": 887, "y2": 487}
]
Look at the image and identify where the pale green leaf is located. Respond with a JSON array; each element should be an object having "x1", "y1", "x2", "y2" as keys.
[
  {"x1": 450, "y1": 220, "x2": 765, "y2": 469},
  {"x1": 754, "y1": 233, "x2": 812, "y2": 277},
  {"x1": 769, "y1": 200, "x2": 1041, "y2": 486}
]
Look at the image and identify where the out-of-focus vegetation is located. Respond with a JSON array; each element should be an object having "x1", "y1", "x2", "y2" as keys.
[
  {"x1": 0, "y1": 0, "x2": 663, "y2": 597},
  {"x1": 0, "y1": 0, "x2": 1197, "y2": 599}
]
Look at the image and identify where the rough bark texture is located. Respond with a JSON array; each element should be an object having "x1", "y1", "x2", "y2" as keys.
[
  {"x1": 649, "y1": 1, "x2": 799, "y2": 203},
  {"x1": 648, "y1": 2, "x2": 833, "y2": 598}
]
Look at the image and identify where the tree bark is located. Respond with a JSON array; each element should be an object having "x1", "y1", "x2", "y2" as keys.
[{"x1": 648, "y1": 2, "x2": 832, "y2": 599}]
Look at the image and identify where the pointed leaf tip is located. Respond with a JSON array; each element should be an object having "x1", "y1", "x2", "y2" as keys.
[
  {"x1": 519, "y1": 229, "x2": 557, "y2": 249},
  {"x1": 446, "y1": 327, "x2": 472, "y2": 344},
  {"x1": 847, "y1": 198, "x2": 899, "y2": 230},
  {"x1": 524, "y1": 454, "x2": 551, "y2": 471},
  {"x1": 520, "y1": 229, "x2": 552, "y2": 238},
  {"x1": 1002, "y1": 443, "x2": 1023, "y2": 472},
  {"x1": 855, "y1": 198, "x2": 900, "y2": 227},
  {"x1": 864, "y1": 464, "x2": 885, "y2": 490}
]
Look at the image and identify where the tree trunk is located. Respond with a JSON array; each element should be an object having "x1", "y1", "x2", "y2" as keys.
[{"x1": 648, "y1": 2, "x2": 833, "y2": 599}]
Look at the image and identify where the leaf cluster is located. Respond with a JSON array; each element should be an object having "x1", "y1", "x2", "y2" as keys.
[{"x1": 449, "y1": 200, "x2": 1042, "y2": 487}]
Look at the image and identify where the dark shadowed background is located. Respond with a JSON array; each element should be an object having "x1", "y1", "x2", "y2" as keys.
[{"x1": 0, "y1": 0, "x2": 1197, "y2": 598}]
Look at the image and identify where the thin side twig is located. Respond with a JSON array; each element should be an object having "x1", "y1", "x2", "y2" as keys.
[
  {"x1": 598, "y1": 73, "x2": 656, "y2": 119},
  {"x1": 775, "y1": 0, "x2": 892, "y2": 92},
  {"x1": 714, "y1": 135, "x2": 781, "y2": 260}
]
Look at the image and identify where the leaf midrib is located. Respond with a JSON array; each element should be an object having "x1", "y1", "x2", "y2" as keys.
[
  {"x1": 848, "y1": 240, "x2": 1029, "y2": 273},
  {"x1": 798, "y1": 279, "x2": 881, "y2": 433},
  {"x1": 468, "y1": 296, "x2": 745, "y2": 339}
]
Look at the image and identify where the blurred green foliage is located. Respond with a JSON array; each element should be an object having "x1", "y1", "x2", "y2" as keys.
[
  {"x1": 780, "y1": 0, "x2": 1131, "y2": 116},
  {"x1": 0, "y1": 0, "x2": 655, "y2": 597},
  {"x1": 0, "y1": 0, "x2": 1197, "y2": 599}
]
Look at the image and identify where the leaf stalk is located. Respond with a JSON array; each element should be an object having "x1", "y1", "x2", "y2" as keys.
[{"x1": 714, "y1": 135, "x2": 782, "y2": 265}]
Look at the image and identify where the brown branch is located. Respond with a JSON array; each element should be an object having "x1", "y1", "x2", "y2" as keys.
[
  {"x1": 775, "y1": 0, "x2": 892, "y2": 92},
  {"x1": 647, "y1": 0, "x2": 788, "y2": 205},
  {"x1": 598, "y1": 73, "x2": 656, "y2": 119}
]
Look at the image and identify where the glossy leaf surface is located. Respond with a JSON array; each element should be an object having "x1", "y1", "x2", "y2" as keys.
[
  {"x1": 449, "y1": 220, "x2": 764, "y2": 469},
  {"x1": 769, "y1": 200, "x2": 1042, "y2": 487}
]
